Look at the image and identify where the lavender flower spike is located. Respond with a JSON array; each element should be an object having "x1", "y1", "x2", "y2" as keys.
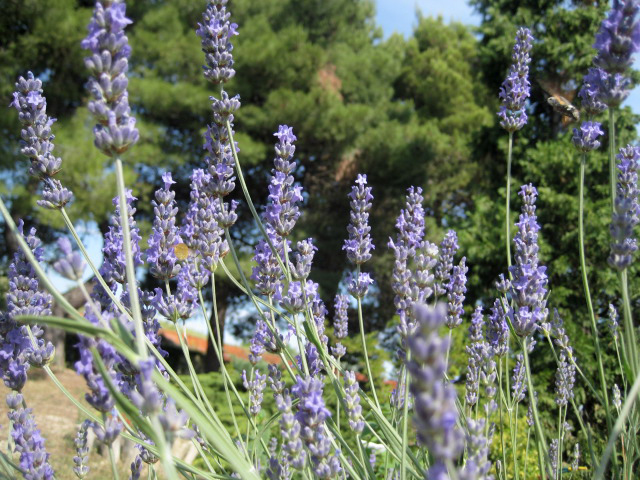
[
  {"x1": 434, "y1": 230, "x2": 458, "y2": 296},
  {"x1": 572, "y1": 121, "x2": 604, "y2": 153},
  {"x1": 1, "y1": 222, "x2": 53, "y2": 391},
  {"x1": 343, "y1": 370, "x2": 365, "y2": 434},
  {"x1": 508, "y1": 184, "x2": 548, "y2": 337},
  {"x1": 407, "y1": 304, "x2": 464, "y2": 477},
  {"x1": 344, "y1": 174, "x2": 375, "y2": 264},
  {"x1": 593, "y1": 0, "x2": 640, "y2": 75},
  {"x1": 53, "y1": 237, "x2": 86, "y2": 281},
  {"x1": 196, "y1": 0, "x2": 238, "y2": 84},
  {"x1": 147, "y1": 172, "x2": 182, "y2": 280},
  {"x1": 6, "y1": 392, "x2": 55, "y2": 480},
  {"x1": 609, "y1": 145, "x2": 640, "y2": 270},
  {"x1": 82, "y1": 0, "x2": 139, "y2": 156},
  {"x1": 445, "y1": 257, "x2": 468, "y2": 329},
  {"x1": 331, "y1": 294, "x2": 349, "y2": 359},
  {"x1": 266, "y1": 126, "x2": 302, "y2": 238},
  {"x1": 498, "y1": 27, "x2": 534, "y2": 132},
  {"x1": 10, "y1": 72, "x2": 73, "y2": 208},
  {"x1": 72, "y1": 420, "x2": 91, "y2": 479}
]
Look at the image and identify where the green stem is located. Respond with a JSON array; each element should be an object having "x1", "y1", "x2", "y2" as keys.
[
  {"x1": 595, "y1": 370, "x2": 640, "y2": 479},
  {"x1": 578, "y1": 154, "x2": 616, "y2": 457},
  {"x1": 499, "y1": 359, "x2": 508, "y2": 478},
  {"x1": 104, "y1": 413, "x2": 120, "y2": 480},
  {"x1": 620, "y1": 270, "x2": 638, "y2": 380},
  {"x1": 357, "y1": 285, "x2": 379, "y2": 410},
  {"x1": 114, "y1": 158, "x2": 146, "y2": 358},
  {"x1": 609, "y1": 109, "x2": 616, "y2": 213},
  {"x1": 60, "y1": 207, "x2": 131, "y2": 320},
  {"x1": 522, "y1": 339, "x2": 549, "y2": 480},
  {"x1": 506, "y1": 131, "x2": 513, "y2": 271},
  {"x1": 400, "y1": 356, "x2": 411, "y2": 480}
]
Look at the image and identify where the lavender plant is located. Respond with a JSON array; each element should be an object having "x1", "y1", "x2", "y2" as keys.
[{"x1": 0, "y1": 1, "x2": 639, "y2": 480}]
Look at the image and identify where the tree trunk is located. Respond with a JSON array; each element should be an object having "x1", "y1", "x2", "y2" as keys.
[{"x1": 204, "y1": 300, "x2": 227, "y2": 373}]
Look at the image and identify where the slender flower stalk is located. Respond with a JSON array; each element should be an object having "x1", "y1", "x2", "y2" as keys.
[
  {"x1": 573, "y1": 122, "x2": 617, "y2": 452},
  {"x1": 498, "y1": 27, "x2": 533, "y2": 270}
]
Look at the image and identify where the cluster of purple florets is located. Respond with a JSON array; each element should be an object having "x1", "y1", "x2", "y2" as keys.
[
  {"x1": 82, "y1": 0, "x2": 139, "y2": 156},
  {"x1": 498, "y1": 27, "x2": 534, "y2": 132}
]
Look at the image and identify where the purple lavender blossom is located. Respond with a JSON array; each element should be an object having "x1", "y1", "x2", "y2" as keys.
[
  {"x1": 75, "y1": 310, "x2": 121, "y2": 413},
  {"x1": 406, "y1": 303, "x2": 464, "y2": 473},
  {"x1": 266, "y1": 126, "x2": 302, "y2": 238},
  {"x1": 290, "y1": 239, "x2": 316, "y2": 281},
  {"x1": 275, "y1": 390, "x2": 306, "y2": 471},
  {"x1": 487, "y1": 299, "x2": 509, "y2": 357},
  {"x1": 129, "y1": 359, "x2": 163, "y2": 416},
  {"x1": 445, "y1": 257, "x2": 468, "y2": 329},
  {"x1": 250, "y1": 320, "x2": 280, "y2": 364},
  {"x1": 343, "y1": 370, "x2": 364, "y2": 434},
  {"x1": 297, "y1": 343, "x2": 322, "y2": 378},
  {"x1": 92, "y1": 416, "x2": 123, "y2": 447},
  {"x1": 572, "y1": 121, "x2": 604, "y2": 153},
  {"x1": 292, "y1": 376, "x2": 341, "y2": 478},
  {"x1": 589, "y1": 1, "x2": 640, "y2": 107},
  {"x1": 593, "y1": 1, "x2": 640, "y2": 74},
  {"x1": 388, "y1": 239, "x2": 412, "y2": 335},
  {"x1": 555, "y1": 352, "x2": 576, "y2": 407},
  {"x1": 196, "y1": 0, "x2": 238, "y2": 84},
  {"x1": 508, "y1": 184, "x2": 548, "y2": 337},
  {"x1": 268, "y1": 364, "x2": 285, "y2": 396},
  {"x1": 344, "y1": 174, "x2": 375, "y2": 264},
  {"x1": 242, "y1": 370, "x2": 267, "y2": 417},
  {"x1": 280, "y1": 280, "x2": 313, "y2": 314},
  {"x1": 72, "y1": 420, "x2": 91, "y2": 479},
  {"x1": 511, "y1": 354, "x2": 527, "y2": 403},
  {"x1": 578, "y1": 68, "x2": 608, "y2": 116},
  {"x1": 158, "y1": 398, "x2": 195, "y2": 442},
  {"x1": 608, "y1": 303, "x2": 620, "y2": 340},
  {"x1": 182, "y1": 169, "x2": 228, "y2": 274},
  {"x1": 309, "y1": 287, "x2": 329, "y2": 347},
  {"x1": 347, "y1": 271, "x2": 374, "y2": 299},
  {"x1": 395, "y1": 186, "x2": 425, "y2": 250},
  {"x1": 152, "y1": 266, "x2": 198, "y2": 322},
  {"x1": 251, "y1": 234, "x2": 285, "y2": 297},
  {"x1": 434, "y1": 230, "x2": 458, "y2": 296},
  {"x1": 53, "y1": 237, "x2": 86, "y2": 281},
  {"x1": 100, "y1": 190, "x2": 143, "y2": 288},
  {"x1": 10, "y1": 73, "x2": 74, "y2": 208},
  {"x1": 82, "y1": 0, "x2": 139, "y2": 156},
  {"x1": 6, "y1": 391, "x2": 54, "y2": 479},
  {"x1": 410, "y1": 241, "x2": 438, "y2": 304},
  {"x1": 0, "y1": 222, "x2": 53, "y2": 391},
  {"x1": 462, "y1": 418, "x2": 493, "y2": 480},
  {"x1": 498, "y1": 28, "x2": 534, "y2": 132},
  {"x1": 609, "y1": 145, "x2": 640, "y2": 270},
  {"x1": 469, "y1": 307, "x2": 484, "y2": 343},
  {"x1": 202, "y1": 91, "x2": 240, "y2": 229},
  {"x1": 147, "y1": 172, "x2": 182, "y2": 280},
  {"x1": 331, "y1": 294, "x2": 349, "y2": 359},
  {"x1": 130, "y1": 456, "x2": 142, "y2": 480}
]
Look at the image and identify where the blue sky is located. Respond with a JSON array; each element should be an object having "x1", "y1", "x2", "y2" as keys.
[{"x1": 374, "y1": 0, "x2": 640, "y2": 115}]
